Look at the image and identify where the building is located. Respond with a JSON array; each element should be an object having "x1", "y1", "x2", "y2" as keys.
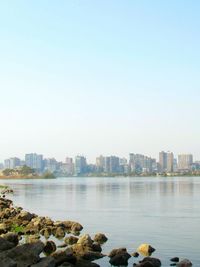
[
  {"x1": 75, "y1": 156, "x2": 87, "y2": 175},
  {"x1": 43, "y1": 158, "x2": 58, "y2": 173},
  {"x1": 159, "y1": 151, "x2": 174, "y2": 173},
  {"x1": 96, "y1": 155, "x2": 105, "y2": 172},
  {"x1": 129, "y1": 153, "x2": 156, "y2": 174},
  {"x1": 178, "y1": 154, "x2": 193, "y2": 171},
  {"x1": 4, "y1": 157, "x2": 21, "y2": 169},
  {"x1": 25, "y1": 153, "x2": 43, "y2": 173}
]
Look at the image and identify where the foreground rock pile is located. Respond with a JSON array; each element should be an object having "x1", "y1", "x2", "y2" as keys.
[{"x1": 0, "y1": 196, "x2": 193, "y2": 267}]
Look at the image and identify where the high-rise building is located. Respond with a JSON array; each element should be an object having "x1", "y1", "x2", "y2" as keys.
[
  {"x1": 178, "y1": 154, "x2": 193, "y2": 171},
  {"x1": 96, "y1": 155, "x2": 105, "y2": 172},
  {"x1": 64, "y1": 157, "x2": 74, "y2": 175},
  {"x1": 159, "y1": 151, "x2": 174, "y2": 173},
  {"x1": 25, "y1": 153, "x2": 43, "y2": 172},
  {"x1": 43, "y1": 158, "x2": 58, "y2": 173},
  {"x1": 129, "y1": 153, "x2": 156, "y2": 174},
  {"x1": 75, "y1": 156, "x2": 87, "y2": 175},
  {"x1": 4, "y1": 157, "x2": 21, "y2": 169}
]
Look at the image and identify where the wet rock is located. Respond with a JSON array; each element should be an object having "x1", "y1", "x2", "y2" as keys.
[
  {"x1": 170, "y1": 257, "x2": 179, "y2": 262},
  {"x1": 0, "y1": 240, "x2": 44, "y2": 267},
  {"x1": 64, "y1": 236, "x2": 78, "y2": 245},
  {"x1": 93, "y1": 233, "x2": 108, "y2": 244},
  {"x1": 51, "y1": 248, "x2": 77, "y2": 266},
  {"x1": 1, "y1": 232, "x2": 19, "y2": 246},
  {"x1": 0, "y1": 236, "x2": 16, "y2": 251},
  {"x1": 138, "y1": 257, "x2": 161, "y2": 267},
  {"x1": 31, "y1": 256, "x2": 56, "y2": 267},
  {"x1": 109, "y1": 252, "x2": 131, "y2": 266},
  {"x1": 108, "y1": 247, "x2": 127, "y2": 258},
  {"x1": 77, "y1": 234, "x2": 93, "y2": 247},
  {"x1": 177, "y1": 259, "x2": 192, "y2": 267},
  {"x1": 44, "y1": 241, "x2": 57, "y2": 255}
]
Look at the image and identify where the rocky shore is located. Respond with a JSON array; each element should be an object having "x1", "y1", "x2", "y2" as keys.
[{"x1": 0, "y1": 190, "x2": 193, "y2": 267}]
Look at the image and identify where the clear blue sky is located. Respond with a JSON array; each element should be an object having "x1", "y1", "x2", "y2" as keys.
[{"x1": 0, "y1": 1, "x2": 200, "y2": 162}]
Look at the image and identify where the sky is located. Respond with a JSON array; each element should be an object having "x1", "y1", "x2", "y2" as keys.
[{"x1": 0, "y1": 0, "x2": 200, "y2": 163}]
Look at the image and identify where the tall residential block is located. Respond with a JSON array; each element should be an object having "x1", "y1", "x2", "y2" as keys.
[
  {"x1": 159, "y1": 151, "x2": 174, "y2": 173},
  {"x1": 25, "y1": 153, "x2": 43, "y2": 173},
  {"x1": 75, "y1": 156, "x2": 87, "y2": 175},
  {"x1": 178, "y1": 154, "x2": 193, "y2": 171}
]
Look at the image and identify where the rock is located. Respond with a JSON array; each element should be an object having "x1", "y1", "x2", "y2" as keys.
[
  {"x1": 0, "y1": 240, "x2": 45, "y2": 267},
  {"x1": 108, "y1": 247, "x2": 127, "y2": 258},
  {"x1": 82, "y1": 251, "x2": 105, "y2": 261},
  {"x1": 64, "y1": 236, "x2": 78, "y2": 245},
  {"x1": 77, "y1": 235, "x2": 93, "y2": 247},
  {"x1": 132, "y1": 252, "x2": 139, "y2": 257},
  {"x1": 0, "y1": 257, "x2": 17, "y2": 267},
  {"x1": 59, "y1": 263, "x2": 75, "y2": 267},
  {"x1": 43, "y1": 241, "x2": 57, "y2": 255},
  {"x1": 31, "y1": 257, "x2": 56, "y2": 267},
  {"x1": 109, "y1": 252, "x2": 131, "y2": 266},
  {"x1": 26, "y1": 234, "x2": 40, "y2": 243},
  {"x1": 1, "y1": 232, "x2": 19, "y2": 246},
  {"x1": 177, "y1": 259, "x2": 192, "y2": 267},
  {"x1": 137, "y1": 244, "x2": 156, "y2": 256},
  {"x1": 170, "y1": 257, "x2": 179, "y2": 262},
  {"x1": 40, "y1": 227, "x2": 52, "y2": 239},
  {"x1": 91, "y1": 242, "x2": 102, "y2": 252},
  {"x1": 55, "y1": 227, "x2": 65, "y2": 239},
  {"x1": 138, "y1": 257, "x2": 161, "y2": 267},
  {"x1": 71, "y1": 222, "x2": 83, "y2": 232},
  {"x1": 0, "y1": 236, "x2": 16, "y2": 251},
  {"x1": 93, "y1": 233, "x2": 108, "y2": 244},
  {"x1": 75, "y1": 259, "x2": 100, "y2": 267},
  {"x1": 17, "y1": 211, "x2": 36, "y2": 221},
  {"x1": 51, "y1": 248, "x2": 77, "y2": 266},
  {"x1": 58, "y1": 243, "x2": 68, "y2": 248}
]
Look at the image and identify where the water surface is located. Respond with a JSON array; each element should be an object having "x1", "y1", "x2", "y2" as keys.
[{"x1": 1, "y1": 177, "x2": 199, "y2": 266}]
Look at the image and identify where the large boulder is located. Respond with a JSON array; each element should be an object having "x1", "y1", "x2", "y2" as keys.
[
  {"x1": 51, "y1": 248, "x2": 77, "y2": 266},
  {"x1": 109, "y1": 252, "x2": 131, "y2": 266},
  {"x1": 0, "y1": 237, "x2": 16, "y2": 252},
  {"x1": 137, "y1": 244, "x2": 156, "y2": 257},
  {"x1": 0, "y1": 240, "x2": 44, "y2": 267},
  {"x1": 1, "y1": 232, "x2": 19, "y2": 246}
]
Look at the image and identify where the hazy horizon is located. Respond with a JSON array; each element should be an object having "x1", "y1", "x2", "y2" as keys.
[{"x1": 1, "y1": 1, "x2": 200, "y2": 163}]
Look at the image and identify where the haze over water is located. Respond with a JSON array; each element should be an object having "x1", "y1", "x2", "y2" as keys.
[{"x1": 2, "y1": 177, "x2": 200, "y2": 266}]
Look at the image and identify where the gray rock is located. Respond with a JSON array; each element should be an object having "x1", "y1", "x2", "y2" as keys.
[
  {"x1": 0, "y1": 237, "x2": 16, "y2": 252},
  {"x1": 138, "y1": 257, "x2": 161, "y2": 267},
  {"x1": 75, "y1": 259, "x2": 100, "y2": 267},
  {"x1": 31, "y1": 257, "x2": 56, "y2": 267},
  {"x1": 82, "y1": 251, "x2": 105, "y2": 261},
  {"x1": 0, "y1": 257, "x2": 17, "y2": 267},
  {"x1": 0, "y1": 240, "x2": 44, "y2": 267},
  {"x1": 1, "y1": 232, "x2": 19, "y2": 246}
]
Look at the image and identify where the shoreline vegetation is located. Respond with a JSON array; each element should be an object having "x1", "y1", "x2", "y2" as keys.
[
  {"x1": 0, "y1": 188, "x2": 192, "y2": 267},
  {"x1": 1, "y1": 165, "x2": 200, "y2": 179}
]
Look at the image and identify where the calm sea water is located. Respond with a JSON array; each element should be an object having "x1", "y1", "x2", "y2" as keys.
[{"x1": 1, "y1": 177, "x2": 199, "y2": 266}]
